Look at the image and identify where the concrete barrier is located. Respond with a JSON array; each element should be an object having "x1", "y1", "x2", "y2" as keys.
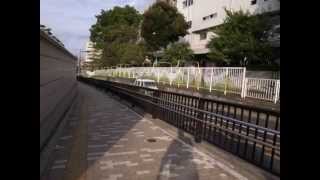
[{"x1": 40, "y1": 30, "x2": 78, "y2": 176}]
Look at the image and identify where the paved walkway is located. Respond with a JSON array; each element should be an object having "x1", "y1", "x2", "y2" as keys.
[{"x1": 41, "y1": 83, "x2": 278, "y2": 180}]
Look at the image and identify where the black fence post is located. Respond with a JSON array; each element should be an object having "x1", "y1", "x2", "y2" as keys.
[
  {"x1": 152, "y1": 90, "x2": 160, "y2": 119},
  {"x1": 131, "y1": 96, "x2": 135, "y2": 108},
  {"x1": 195, "y1": 98, "x2": 205, "y2": 143}
]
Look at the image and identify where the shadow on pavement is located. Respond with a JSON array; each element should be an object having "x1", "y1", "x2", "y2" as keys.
[{"x1": 157, "y1": 129, "x2": 199, "y2": 180}]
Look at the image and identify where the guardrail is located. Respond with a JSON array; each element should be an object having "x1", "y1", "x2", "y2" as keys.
[
  {"x1": 77, "y1": 76, "x2": 280, "y2": 176},
  {"x1": 90, "y1": 67, "x2": 280, "y2": 103}
]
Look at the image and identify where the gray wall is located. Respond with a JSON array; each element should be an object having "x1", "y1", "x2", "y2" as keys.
[{"x1": 40, "y1": 31, "x2": 78, "y2": 151}]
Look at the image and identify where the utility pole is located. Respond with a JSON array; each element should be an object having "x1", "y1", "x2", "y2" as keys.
[
  {"x1": 78, "y1": 50, "x2": 82, "y2": 76},
  {"x1": 78, "y1": 50, "x2": 92, "y2": 76}
]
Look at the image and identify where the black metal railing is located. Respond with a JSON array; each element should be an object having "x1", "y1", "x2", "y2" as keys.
[{"x1": 77, "y1": 76, "x2": 280, "y2": 175}]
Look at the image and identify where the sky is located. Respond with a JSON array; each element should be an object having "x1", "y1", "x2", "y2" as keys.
[{"x1": 40, "y1": 0, "x2": 155, "y2": 56}]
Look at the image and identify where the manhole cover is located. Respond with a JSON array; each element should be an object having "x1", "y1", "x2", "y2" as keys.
[{"x1": 146, "y1": 138, "x2": 157, "y2": 143}]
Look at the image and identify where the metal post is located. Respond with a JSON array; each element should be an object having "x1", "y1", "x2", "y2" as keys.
[
  {"x1": 241, "y1": 68, "x2": 247, "y2": 98},
  {"x1": 209, "y1": 67, "x2": 213, "y2": 92},
  {"x1": 274, "y1": 80, "x2": 280, "y2": 103},
  {"x1": 187, "y1": 68, "x2": 190, "y2": 88},
  {"x1": 78, "y1": 50, "x2": 82, "y2": 76},
  {"x1": 181, "y1": 69, "x2": 184, "y2": 86},
  {"x1": 177, "y1": 69, "x2": 180, "y2": 88},
  {"x1": 244, "y1": 78, "x2": 248, "y2": 98},
  {"x1": 197, "y1": 68, "x2": 200, "y2": 90},
  {"x1": 157, "y1": 68, "x2": 160, "y2": 83},
  {"x1": 224, "y1": 68, "x2": 229, "y2": 95},
  {"x1": 170, "y1": 67, "x2": 173, "y2": 86},
  {"x1": 195, "y1": 98, "x2": 205, "y2": 143},
  {"x1": 152, "y1": 91, "x2": 160, "y2": 119}
]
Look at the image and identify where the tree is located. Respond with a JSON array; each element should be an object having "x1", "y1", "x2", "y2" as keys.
[
  {"x1": 118, "y1": 43, "x2": 147, "y2": 65},
  {"x1": 89, "y1": 6, "x2": 143, "y2": 67},
  {"x1": 163, "y1": 42, "x2": 194, "y2": 66},
  {"x1": 207, "y1": 9, "x2": 273, "y2": 66},
  {"x1": 141, "y1": 1, "x2": 189, "y2": 51},
  {"x1": 90, "y1": 6, "x2": 142, "y2": 48}
]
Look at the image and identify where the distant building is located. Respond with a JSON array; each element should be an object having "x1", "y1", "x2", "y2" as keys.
[
  {"x1": 175, "y1": 0, "x2": 280, "y2": 55},
  {"x1": 84, "y1": 41, "x2": 102, "y2": 62}
]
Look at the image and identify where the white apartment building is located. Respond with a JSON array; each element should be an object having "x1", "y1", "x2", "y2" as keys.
[
  {"x1": 85, "y1": 41, "x2": 102, "y2": 62},
  {"x1": 176, "y1": 0, "x2": 280, "y2": 54}
]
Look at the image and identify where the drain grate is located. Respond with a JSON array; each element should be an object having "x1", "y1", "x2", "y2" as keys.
[{"x1": 146, "y1": 138, "x2": 157, "y2": 143}]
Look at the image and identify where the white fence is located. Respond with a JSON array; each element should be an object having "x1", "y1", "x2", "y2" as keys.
[
  {"x1": 91, "y1": 67, "x2": 280, "y2": 103},
  {"x1": 245, "y1": 78, "x2": 280, "y2": 103}
]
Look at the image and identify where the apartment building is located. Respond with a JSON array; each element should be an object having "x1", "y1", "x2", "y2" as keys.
[
  {"x1": 176, "y1": 0, "x2": 280, "y2": 55},
  {"x1": 84, "y1": 41, "x2": 102, "y2": 62}
]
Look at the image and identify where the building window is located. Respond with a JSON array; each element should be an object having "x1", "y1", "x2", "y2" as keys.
[
  {"x1": 183, "y1": 0, "x2": 193, "y2": 8},
  {"x1": 200, "y1": 32, "x2": 207, "y2": 40},
  {"x1": 210, "y1": 13, "x2": 217, "y2": 19},
  {"x1": 183, "y1": 1, "x2": 187, "y2": 7},
  {"x1": 203, "y1": 13, "x2": 217, "y2": 21},
  {"x1": 251, "y1": 0, "x2": 257, "y2": 5}
]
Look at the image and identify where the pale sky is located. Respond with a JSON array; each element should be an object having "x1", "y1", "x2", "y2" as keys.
[{"x1": 40, "y1": 0, "x2": 155, "y2": 55}]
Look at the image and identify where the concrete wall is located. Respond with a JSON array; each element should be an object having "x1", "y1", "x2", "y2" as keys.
[{"x1": 40, "y1": 31, "x2": 78, "y2": 151}]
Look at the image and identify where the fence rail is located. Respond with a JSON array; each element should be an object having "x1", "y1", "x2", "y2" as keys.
[
  {"x1": 77, "y1": 76, "x2": 280, "y2": 176},
  {"x1": 87, "y1": 67, "x2": 280, "y2": 103}
]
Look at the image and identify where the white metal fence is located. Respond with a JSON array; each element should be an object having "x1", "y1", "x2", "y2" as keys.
[
  {"x1": 245, "y1": 78, "x2": 280, "y2": 103},
  {"x1": 90, "y1": 67, "x2": 280, "y2": 103}
]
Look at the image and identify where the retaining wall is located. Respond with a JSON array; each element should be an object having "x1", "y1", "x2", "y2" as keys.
[{"x1": 40, "y1": 30, "x2": 78, "y2": 176}]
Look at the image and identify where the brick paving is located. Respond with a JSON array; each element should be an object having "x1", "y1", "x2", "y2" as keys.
[{"x1": 41, "y1": 82, "x2": 278, "y2": 180}]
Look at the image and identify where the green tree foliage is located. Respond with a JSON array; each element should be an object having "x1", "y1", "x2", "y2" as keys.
[
  {"x1": 89, "y1": 6, "x2": 143, "y2": 67},
  {"x1": 141, "y1": 2, "x2": 189, "y2": 51},
  {"x1": 207, "y1": 9, "x2": 273, "y2": 66},
  {"x1": 90, "y1": 6, "x2": 142, "y2": 48},
  {"x1": 163, "y1": 42, "x2": 194, "y2": 66},
  {"x1": 118, "y1": 43, "x2": 147, "y2": 65},
  {"x1": 92, "y1": 43, "x2": 146, "y2": 67}
]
